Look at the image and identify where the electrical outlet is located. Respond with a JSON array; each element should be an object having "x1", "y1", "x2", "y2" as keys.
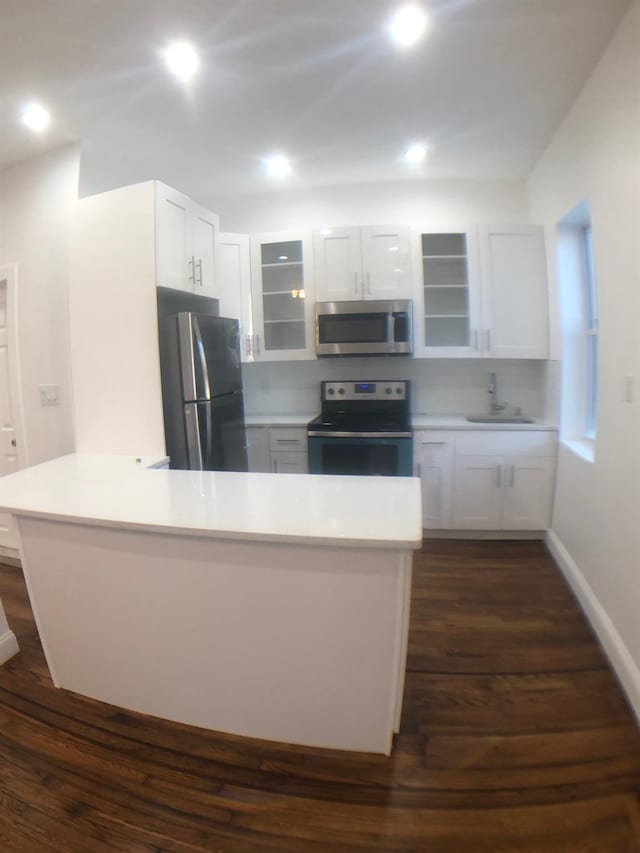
[{"x1": 39, "y1": 384, "x2": 60, "y2": 406}]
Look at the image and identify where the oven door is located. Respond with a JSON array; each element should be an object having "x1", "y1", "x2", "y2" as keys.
[{"x1": 307, "y1": 433, "x2": 413, "y2": 477}]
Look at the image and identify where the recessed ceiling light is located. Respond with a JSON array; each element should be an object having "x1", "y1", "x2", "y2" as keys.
[
  {"x1": 164, "y1": 41, "x2": 200, "y2": 82},
  {"x1": 20, "y1": 102, "x2": 50, "y2": 132},
  {"x1": 404, "y1": 143, "x2": 427, "y2": 164},
  {"x1": 389, "y1": 4, "x2": 430, "y2": 47},
  {"x1": 265, "y1": 155, "x2": 292, "y2": 179},
  {"x1": 320, "y1": 228, "x2": 332, "y2": 236}
]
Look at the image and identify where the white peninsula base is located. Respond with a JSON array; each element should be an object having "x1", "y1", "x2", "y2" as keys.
[{"x1": 0, "y1": 455, "x2": 422, "y2": 754}]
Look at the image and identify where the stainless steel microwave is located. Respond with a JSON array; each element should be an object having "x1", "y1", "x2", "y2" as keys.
[{"x1": 315, "y1": 300, "x2": 413, "y2": 357}]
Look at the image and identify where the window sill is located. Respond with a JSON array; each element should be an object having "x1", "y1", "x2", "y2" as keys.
[{"x1": 562, "y1": 437, "x2": 596, "y2": 463}]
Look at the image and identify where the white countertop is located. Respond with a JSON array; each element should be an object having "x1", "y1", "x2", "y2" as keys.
[
  {"x1": 245, "y1": 414, "x2": 315, "y2": 427},
  {"x1": 411, "y1": 415, "x2": 558, "y2": 430},
  {"x1": 0, "y1": 454, "x2": 422, "y2": 549},
  {"x1": 246, "y1": 413, "x2": 557, "y2": 431}
]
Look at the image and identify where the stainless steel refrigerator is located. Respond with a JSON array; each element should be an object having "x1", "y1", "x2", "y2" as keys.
[{"x1": 157, "y1": 289, "x2": 248, "y2": 472}]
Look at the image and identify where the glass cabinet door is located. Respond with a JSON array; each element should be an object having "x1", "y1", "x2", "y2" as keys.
[
  {"x1": 413, "y1": 228, "x2": 482, "y2": 358},
  {"x1": 261, "y1": 240, "x2": 306, "y2": 351},
  {"x1": 250, "y1": 231, "x2": 315, "y2": 361}
]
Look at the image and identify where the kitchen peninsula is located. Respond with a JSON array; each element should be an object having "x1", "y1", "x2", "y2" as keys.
[{"x1": 0, "y1": 454, "x2": 421, "y2": 754}]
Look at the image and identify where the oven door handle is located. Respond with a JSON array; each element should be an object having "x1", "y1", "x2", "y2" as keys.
[{"x1": 307, "y1": 430, "x2": 413, "y2": 439}]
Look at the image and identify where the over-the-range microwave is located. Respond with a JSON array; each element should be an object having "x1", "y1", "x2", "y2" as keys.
[{"x1": 315, "y1": 299, "x2": 413, "y2": 357}]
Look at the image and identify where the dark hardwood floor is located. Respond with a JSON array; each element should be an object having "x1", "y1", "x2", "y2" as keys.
[{"x1": 1, "y1": 539, "x2": 640, "y2": 851}]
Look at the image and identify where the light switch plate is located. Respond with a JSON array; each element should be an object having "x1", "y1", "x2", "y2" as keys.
[{"x1": 39, "y1": 384, "x2": 60, "y2": 406}]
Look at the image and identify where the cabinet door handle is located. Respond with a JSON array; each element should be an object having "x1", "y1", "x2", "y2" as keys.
[
  {"x1": 496, "y1": 464, "x2": 502, "y2": 488},
  {"x1": 188, "y1": 256, "x2": 196, "y2": 283},
  {"x1": 510, "y1": 464, "x2": 515, "y2": 488},
  {"x1": 486, "y1": 329, "x2": 492, "y2": 352},
  {"x1": 414, "y1": 462, "x2": 422, "y2": 477},
  {"x1": 255, "y1": 334, "x2": 260, "y2": 356},
  {"x1": 366, "y1": 272, "x2": 371, "y2": 296},
  {"x1": 273, "y1": 458, "x2": 278, "y2": 473},
  {"x1": 245, "y1": 335, "x2": 252, "y2": 357},
  {"x1": 276, "y1": 439, "x2": 300, "y2": 445},
  {"x1": 354, "y1": 272, "x2": 359, "y2": 295},
  {"x1": 196, "y1": 258, "x2": 203, "y2": 287},
  {"x1": 472, "y1": 329, "x2": 479, "y2": 351}
]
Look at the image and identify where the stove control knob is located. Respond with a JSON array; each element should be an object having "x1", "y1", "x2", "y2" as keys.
[
  {"x1": 328, "y1": 388, "x2": 335, "y2": 395},
  {"x1": 386, "y1": 387, "x2": 392, "y2": 395},
  {"x1": 396, "y1": 387, "x2": 403, "y2": 395},
  {"x1": 338, "y1": 387, "x2": 345, "y2": 395}
]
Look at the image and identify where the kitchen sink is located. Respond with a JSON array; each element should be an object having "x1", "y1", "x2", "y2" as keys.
[{"x1": 466, "y1": 416, "x2": 535, "y2": 424}]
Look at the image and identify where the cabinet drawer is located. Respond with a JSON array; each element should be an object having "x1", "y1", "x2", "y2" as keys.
[
  {"x1": 271, "y1": 451, "x2": 308, "y2": 475},
  {"x1": 455, "y1": 430, "x2": 557, "y2": 457},
  {"x1": 269, "y1": 428, "x2": 308, "y2": 453},
  {"x1": 414, "y1": 430, "x2": 453, "y2": 450}
]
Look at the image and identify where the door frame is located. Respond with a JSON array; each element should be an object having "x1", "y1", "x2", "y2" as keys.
[{"x1": 0, "y1": 263, "x2": 28, "y2": 469}]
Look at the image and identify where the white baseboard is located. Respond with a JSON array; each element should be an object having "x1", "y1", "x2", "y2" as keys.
[
  {"x1": 0, "y1": 629, "x2": 19, "y2": 665},
  {"x1": 546, "y1": 529, "x2": 640, "y2": 724},
  {"x1": 425, "y1": 530, "x2": 545, "y2": 540}
]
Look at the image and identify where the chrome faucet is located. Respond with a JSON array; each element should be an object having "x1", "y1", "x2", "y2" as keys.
[{"x1": 488, "y1": 372, "x2": 507, "y2": 413}]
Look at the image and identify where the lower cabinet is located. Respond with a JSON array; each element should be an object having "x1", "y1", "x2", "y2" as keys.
[
  {"x1": 413, "y1": 432, "x2": 454, "y2": 529},
  {"x1": 452, "y1": 432, "x2": 556, "y2": 530},
  {"x1": 246, "y1": 425, "x2": 309, "y2": 474},
  {"x1": 414, "y1": 428, "x2": 557, "y2": 532}
]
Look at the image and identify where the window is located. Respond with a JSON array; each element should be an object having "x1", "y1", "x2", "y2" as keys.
[
  {"x1": 556, "y1": 202, "x2": 599, "y2": 454},
  {"x1": 582, "y1": 226, "x2": 598, "y2": 439}
]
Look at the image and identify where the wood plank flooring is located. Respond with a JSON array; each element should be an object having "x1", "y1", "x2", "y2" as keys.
[{"x1": 1, "y1": 539, "x2": 640, "y2": 851}]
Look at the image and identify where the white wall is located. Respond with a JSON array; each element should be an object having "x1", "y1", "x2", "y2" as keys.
[
  {"x1": 528, "y1": 2, "x2": 640, "y2": 713},
  {"x1": 0, "y1": 144, "x2": 80, "y2": 465},
  {"x1": 213, "y1": 178, "x2": 528, "y2": 234}
]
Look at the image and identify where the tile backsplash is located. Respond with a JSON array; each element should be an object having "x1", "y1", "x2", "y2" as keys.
[{"x1": 242, "y1": 358, "x2": 547, "y2": 418}]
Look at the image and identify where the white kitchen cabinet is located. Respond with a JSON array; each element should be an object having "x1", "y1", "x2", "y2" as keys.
[
  {"x1": 269, "y1": 427, "x2": 308, "y2": 473},
  {"x1": 156, "y1": 183, "x2": 219, "y2": 298},
  {"x1": 216, "y1": 232, "x2": 254, "y2": 362},
  {"x1": 502, "y1": 455, "x2": 556, "y2": 529},
  {"x1": 246, "y1": 426, "x2": 271, "y2": 472},
  {"x1": 413, "y1": 432, "x2": 454, "y2": 529},
  {"x1": 250, "y1": 231, "x2": 316, "y2": 361},
  {"x1": 412, "y1": 225, "x2": 549, "y2": 359},
  {"x1": 452, "y1": 431, "x2": 556, "y2": 530},
  {"x1": 314, "y1": 225, "x2": 412, "y2": 302},
  {"x1": 478, "y1": 225, "x2": 549, "y2": 359},
  {"x1": 453, "y1": 454, "x2": 505, "y2": 529},
  {"x1": 412, "y1": 227, "x2": 482, "y2": 358}
]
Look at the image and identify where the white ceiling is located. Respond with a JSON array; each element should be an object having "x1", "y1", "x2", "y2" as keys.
[{"x1": 0, "y1": 0, "x2": 631, "y2": 199}]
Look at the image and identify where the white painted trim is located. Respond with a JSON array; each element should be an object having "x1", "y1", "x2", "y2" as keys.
[
  {"x1": 546, "y1": 529, "x2": 640, "y2": 725},
  {"x1": 0, "y1": 263, "x2": 28, "y2": 468},
  {"x1": 0, "y1": 629, "x2": 19, "y2": 665}
]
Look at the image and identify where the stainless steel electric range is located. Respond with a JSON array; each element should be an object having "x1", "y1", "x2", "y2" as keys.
[{"x1": 307, "y1": 380, "x2": 413, "y2": 477}]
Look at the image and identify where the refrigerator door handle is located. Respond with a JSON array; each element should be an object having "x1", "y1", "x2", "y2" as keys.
[
  {"x1": 184, "y1": 403, "x2": 204, "y2": 469},
  {"x1": 203, "y1": 400, "x2": 214, "y2": 469},
  {"x1": 193, "y1": 316, "x2": 212, "y2": 400},
  {"x1": 178, "y1": 312, "x2": 211, "y2": 401}
]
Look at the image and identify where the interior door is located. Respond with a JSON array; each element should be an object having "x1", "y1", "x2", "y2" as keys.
[{"x1": 0, "y1": 266, "x2": 25, "y2": 549}]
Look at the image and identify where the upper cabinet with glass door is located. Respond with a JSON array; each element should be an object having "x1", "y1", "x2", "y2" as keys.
[
  {"x1": 250, "y1": 231, "x2": 316, "y2": 361},
  {"x1": 314, "y1": 225, "x2": 412, "y2": 302},
  {"x1": 412, "y1": 228, "x2": 482, "y2": 358}
]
